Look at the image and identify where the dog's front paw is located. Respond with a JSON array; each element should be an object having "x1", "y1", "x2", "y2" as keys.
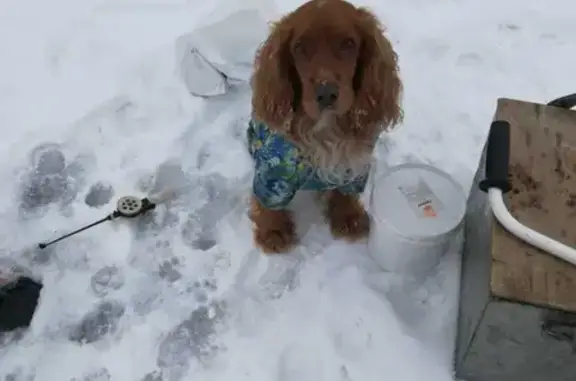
[
  {"x1": 326, "y1": 191, "x2": 370, "y2": 241},
  {"x1": 250, "y1": 196, "x2": 297, "y2": 254},
  {"x1": 254, "y1": 221, "x2": 297, "y2": 254}
]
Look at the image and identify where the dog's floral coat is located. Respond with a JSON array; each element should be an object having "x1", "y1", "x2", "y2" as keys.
[{"x1": 247, "y1": 119, "x2": 369, "y2": 209}]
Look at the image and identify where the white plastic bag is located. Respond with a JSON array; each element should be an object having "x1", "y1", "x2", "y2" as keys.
[
  {"x1": 175, "y1": 0, "x2": 277, "y2": 97},
  {"x1": 177, "y1": 46, "x2": 229, "y2": 97}
]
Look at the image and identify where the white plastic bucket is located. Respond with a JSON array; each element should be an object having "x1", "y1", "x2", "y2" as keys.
[{"x1": 368, "y1": 163, "x2": 466, "y2": 279}]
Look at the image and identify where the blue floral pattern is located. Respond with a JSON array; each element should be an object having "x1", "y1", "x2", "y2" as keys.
[{"x1": 247, "y1": 119, "x2": 369, "y2": 209}]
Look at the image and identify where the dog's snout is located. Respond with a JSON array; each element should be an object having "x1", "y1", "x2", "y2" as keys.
[{"x1": 315, "y1": 82, "x2": 339, "y2": 109}]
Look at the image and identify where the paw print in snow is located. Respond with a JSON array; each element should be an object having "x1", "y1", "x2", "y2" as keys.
[
  {"x1": 158, "y1": 258, "x2": 182, "y2": 283},
  {"x1": 90, "y1": 266, "x2": 125, "y2": 296},
  {"x1": 84, "y1": 181, "x2": 114, "y2": 208},
  {"x1": 191, "y1": 278, "x2": 217, "y2": 303}
]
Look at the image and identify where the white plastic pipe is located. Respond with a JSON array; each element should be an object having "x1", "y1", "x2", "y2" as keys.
[{"x1": 488, "y1": 188, "x2": 576, "y2": 266}]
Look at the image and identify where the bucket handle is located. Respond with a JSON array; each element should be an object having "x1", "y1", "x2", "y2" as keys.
[{"x1": 548, "y1": 93, "x2": 576, "y2": 109}]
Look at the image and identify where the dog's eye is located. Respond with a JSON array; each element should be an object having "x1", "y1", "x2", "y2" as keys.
[
  {"x1": 293, "y1": 40, "x2": 304, "y2": 54},
  {"x1": 340, "y1": 38, "x2": 356, "y2": 51}
]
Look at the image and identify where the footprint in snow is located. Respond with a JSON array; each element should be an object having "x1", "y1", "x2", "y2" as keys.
[
  {"x1": 130, "y1": 161, "x2": 189, "y2": 236},
  {"x1": 134, "y1": 171, "x2": 232, "y2": 251},
  {"x1": 498, "y1": 23, "x2": 521, "y2": 32},
  {"x1": 69, "y1": 300, "x2": 125, "y2": 344},
  {"x1": 3, "y1": 369, "x2": 35, "y2": 381},
  {"x1": 140, "y1": 160, "x2": 189, "y2": 203},
  {"x1": 456, "y1": 52, "x2": 483, "y2": 67},
  {"x1": 71, "y1": 368, "x2": 111, "y2": 381},
  {"x1": 141, "y1": 371, "x2": 163, "y2": 381},
  {"x1": 19, "y1": 142, "x2": 87, "y2": 215},
  {"x1": 180, "y1": 173, "x2": 235, "y2": 251},
  {"x1": 181, "y1": 220, "x2": 217, "y2": 252},
  {"x1": 156, "y1": 300, "x2": 226, "y2": 370},
  {"x1": 134, "y1": 208, "x2": 181, "y2": 238}
]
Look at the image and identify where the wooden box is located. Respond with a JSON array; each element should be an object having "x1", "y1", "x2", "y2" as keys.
[{"x1": 455, "y1": 96, "x2": 576, "y2": 381}]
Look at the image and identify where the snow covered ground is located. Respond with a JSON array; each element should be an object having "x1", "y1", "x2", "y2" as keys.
[{"x1": 1, "y1": 0, "x2": 575, "y2": 380}]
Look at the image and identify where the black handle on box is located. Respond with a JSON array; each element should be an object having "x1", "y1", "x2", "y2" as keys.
[
  {"x1": 548, "y1": 93, "x2": 576, "y2": 109},
  {"x1": 479, "y1": 120, "x2": 512, "y2": 194}
]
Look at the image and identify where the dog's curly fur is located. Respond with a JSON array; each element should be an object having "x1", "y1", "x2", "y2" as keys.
[{"x1": 249, "y1": 0, "x2": 403, "y2": 254}]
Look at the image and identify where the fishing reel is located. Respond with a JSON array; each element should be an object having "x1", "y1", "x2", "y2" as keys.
[{"x1": 114, "y1": 196, "x2": 154, "y2": 218}]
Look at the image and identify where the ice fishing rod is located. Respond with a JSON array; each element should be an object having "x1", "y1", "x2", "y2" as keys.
[
  {"x1": 36, "y1": 181, "x2": 189, "y2": 250},
  {"x1": 37, "y1": 196, "x2": 156, "y2": 249}
]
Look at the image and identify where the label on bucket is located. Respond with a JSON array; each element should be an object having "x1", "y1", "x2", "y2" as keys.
[{"x1": 398, "y1": 177, "x2": 444, "y2": 219}]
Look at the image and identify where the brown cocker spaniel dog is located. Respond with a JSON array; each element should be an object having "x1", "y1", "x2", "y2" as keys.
[{"x1": 247, "y1": 0, "x2": 402, "y2": 254}]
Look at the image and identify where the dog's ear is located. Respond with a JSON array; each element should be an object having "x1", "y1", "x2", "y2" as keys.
[
  {"x1": 353, "y1": 7, "x2": 403, "y2": 132},
  {"x1": 251, "y1": 21, "x2": 296, "y2": 131}
]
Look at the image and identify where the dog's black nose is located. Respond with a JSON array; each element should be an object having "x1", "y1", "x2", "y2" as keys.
[{"x1": 315, "y1": 82, "x2": 339, "y2": 109}]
